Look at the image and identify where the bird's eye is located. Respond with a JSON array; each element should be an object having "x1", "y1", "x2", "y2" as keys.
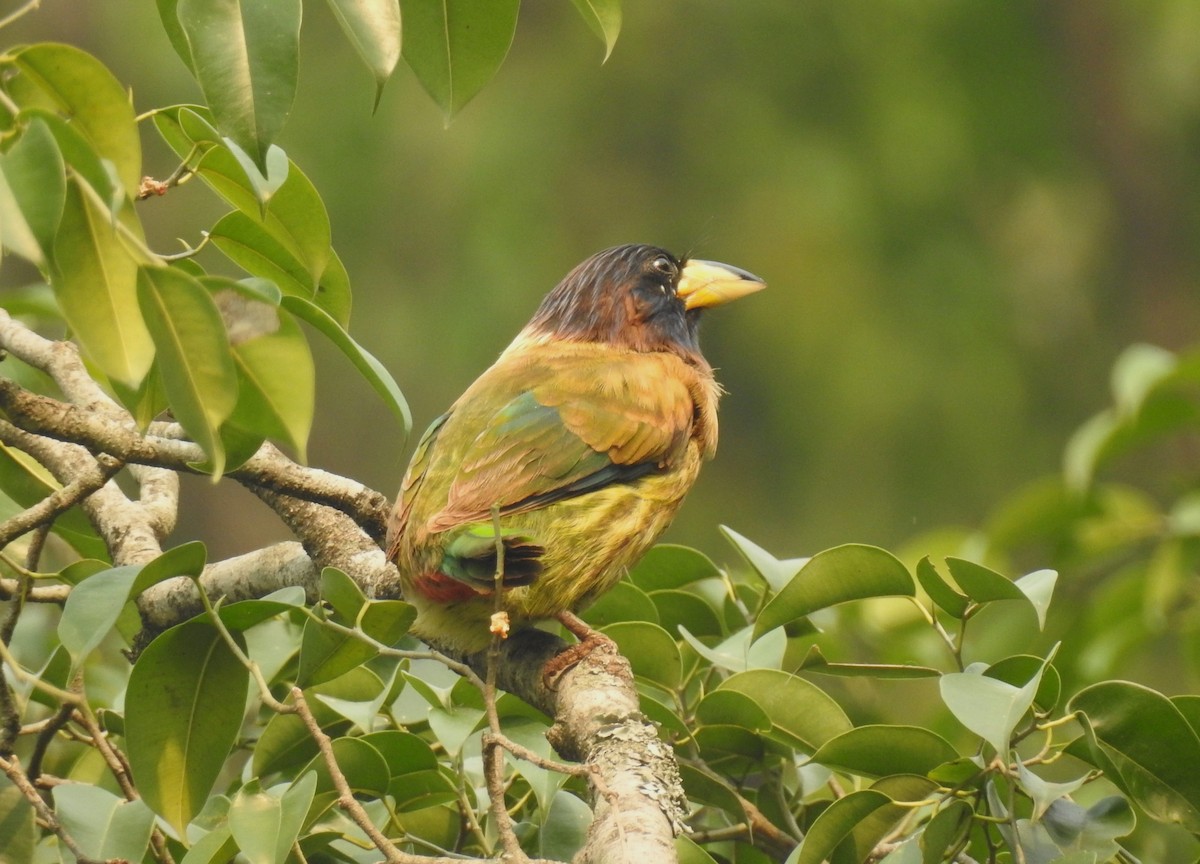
[{"x1": 650, "y1": 255, "x2": 675, "y2": 276}]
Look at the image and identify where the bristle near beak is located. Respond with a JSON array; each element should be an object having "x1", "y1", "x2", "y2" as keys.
[{"x1": 676, "y1": 259, "x2": 766, "y2": 310}]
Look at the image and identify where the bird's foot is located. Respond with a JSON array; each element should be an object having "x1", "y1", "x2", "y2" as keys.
[{"x1": 542, "y1": 611, "x2": 617, "y2": 688}]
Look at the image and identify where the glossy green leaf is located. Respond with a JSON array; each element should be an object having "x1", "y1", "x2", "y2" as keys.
[
  {"x1": 789, "y1": 789, "x2": 891, "y2": 864},
  {"x1": 920, "y1": 799, "x2": 972, "y2": 864},
  {"x1": 843, "y1": 776, "x2": 939, "y2": 863},
  {"x1": 321, "y1": 567, "x2": 367, "y2": 621},
  {"x1": 1111, "y1": 343, "x2": 1177, "y2": 418},
  {"x1": 1070, "y1": 680, "x2": 1200, "y2": 831},
  {"x1": 209, "y1": 210, "x2": 316, "y2": 299},
  {"x1": 253, "y1": 669, "x2": 376, "y2": 776},
  {"x1": 986, "y1": 654, "x2": 1061, "y2": 714},
  {"x1": 719, "y1": 669, "x2": 851, "y2": 751},
  {"x1": 0, "y1": 779, "x2": 36, "y2": 863},
  {"x1": 569, "y1": 0, "x2": 622, "y2": 61},
  {"x1": 180, "y1": 826, "x2": 237, "y2": 864},
  {"x1": 298, "y1": 615, "x2": 379, "y2": 687},
  {"x1": 126, "y1": 619, "x2": 249, "y2": 835},
  {"x1": 326, "y1": 0, "x2": 402, "y2": 104},
  {"x1": 1042, "y1": 796, "x2": 1135, "y2": 860},
  {"x1": 754, "y1": 544, "x2": 914, "y2": 640},
  {"x1": 360, "y1": 729, "x2": 439, "y2": 776},
  {"x1": 680, "y1": 623, "x2": 785, "y2": 673},
  {"x1": 1015, "y1": 762, "x2": 1089, "y2": 820},
  {"x1": 306, "y1": 737, "x2": 391, "y2": 797},
  {"x1": 359, "y1": 599, "x2": 417, "y2": 643},
  {"x1": 944, "y1": 557, "x2": 1024, "y2": 602},
  {"x1": 157, "y1": 0, "x2": 195, "y2": 70},
  {"x1": 315, "y1": 249, "x2": 353, "y2": 327},
  {"x1": 694, "y1": 689, "x2": 771, "y2": 732},
  {"x1": 0, "y1": 116, "x2": 64, "y2": 265},
  {"x1": 0, "y1": 443, "x2": 105, "y2": 557},
  {"x1": 58, "y1": 565, "x2": 140, "y2": 665},
  {"x1": 218, "y1": 595, "x2": 304, "y2": 630},
  {"x1": 677, "y1": 763, "x2": 745, "y2": 814},
  {"x1": 1015, "y1": 568, "x2": 1058, "y2": 630},
  {"x1": 720, "y1": 524, "x2": 806, "y2": 591},
  {"x1": 228, "y1": 306, "x2": 315, "y2": 460},
  {"x1": 137, "y1": 265, "x2": 239, "y2": 474},
  {"x1": 581, "y1": 579, "x2": 658, "y2": 627},
  {"x1": 915, "y1": 556, "x2": 969, "y2": 618},
  {"x1": 630, "y1": 544, "x2": 723, "y2": 591},
  {"x1": 539, "y1": 790, "x2": 594, "y2": 862},
  {"x1": 312, "y1": 667, "x2": 394, "y2": 732},
  {"x1": 427, "y1": 701, "x2": 485, "y2": 756},
  {"x1": 798, "y1": 645, "x2": 941, "y2": 679},
  {"x1": 389, "y1": 769, "x2": 459, "y2": 812},
  {"x1": 399, "y1": 0, "x2": 520, "y2": 120},
  {"x1": 693, "y1": 724, "x2": 766, "y2": 776},
  {"x1": 134, "y1": 540, "x2": 208, "y2": 594},
  {"x1": 52, "y1": 177, "x2": 153, "y2": 387},
  {"x1": 54, "y1": 784, "x2": 155, "y2": 864},
  {"x1": 12, "y1": 43, "x2": 141, "y2": 193},
  {"x1": 676, "y1": 835, "x2": 722, "y2": 864},
  {"x1": 602, "y1": 621, "x2": 682, "y2": 687},
  {"x1": 177, "y1": 0, "x2": 301, "y2": 171},
  {"x1": 810, "y1": 725, "x2": 958, "y2": 779},
  {"x1": 940, "y1": 660, "x2": 1046, "y2": 755},
  {"x1": 651, "y1": 589, "x2": 723, "y2": 638},
  {"x1": 281, "y1": 294, "x2": 411, "y2": 436},
  {"x1": 228, "y1": 773, "x2": 315, "y2": 864}
]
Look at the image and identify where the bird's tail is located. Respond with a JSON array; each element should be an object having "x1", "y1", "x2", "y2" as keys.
[{"x1": 440, "y1": 524, "x2": 545, "y2": 590}]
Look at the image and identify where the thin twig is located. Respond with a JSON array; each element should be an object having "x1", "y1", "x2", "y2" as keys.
[{"x1": 0, "y1": 454, "x2": 123, "y2": 551}]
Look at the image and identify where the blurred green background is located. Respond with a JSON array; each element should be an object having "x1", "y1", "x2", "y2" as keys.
[{"x1": 7, "y1": 1, "x2": 1200, "y2": 566}]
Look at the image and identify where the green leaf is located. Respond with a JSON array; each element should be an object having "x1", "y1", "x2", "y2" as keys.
[
  {"x1": 920, "y1": 799, "x2": 972, "y2": 864},
  {"x1": 157, "y1": 0, "x2": 195, "y2": 70},
  {"x1": 940, "y1": 658, "x2": 1047, "y2": 755},
  {"x1": 1069, "y1": 680, "x2": 1200, "y2": 831},
  {"x1": 179, "y1": 826, "x2": 238, "y2": 864},
  {"x1": 680, "y1": 624, "x2": 785, "y2": 674},
  {"x1": 986, "y1": 654, "x2": 1061, "y2": 714},
  {"x1": 719, "y1": 669, "x2": 851, "y2": 752},
  {"x1": 694, "y1": 689, "x2": 771, "y2": 733},
  {"x1": 0, "y1": 778, "x2": 37, "y2": 862},
  {"x1": 326, "y1": 0, "x2": 403, "y2": 106},
  {"x1": 177, "y1": 0, "x2": 301, "y2": 171},
  {"x1": 281, "y1": 294, "x2": 411, "y2": 436},
  {"x1": 629, "y1": 544, "x2": 722, "y2": 591},
  {"x1": 789, "y1": 789, "x2": 892, "y2": 864},
  {"x1": 321, "y1": 567, "x2": 367, "y2": 621},
  {"x1": 125, "y1": 620, "x2": 249, "y2": 835},
  {"x1": 798, "y1": 645, "x2": 941, "y2": 679},
  {"x1": 298, "y1": 615, "x2": 378, "y2": 687},
  {"x1": 753, "y1": 544, "x2": 914, "y2": 640},
  {"x1": 944, "y1": 557, "x2": 1025, "y2": 602},
  {"x1": 569, "y1": 0, "x2": 622, "y2": 61},
  {"x1": 0, "y1": 117, "x2": 65, "y2": 265},
  {"x1": 915, "y1": 556, "x2": 969, "y2": 618},
  {"x1": 52, "y1": 177, "x2": 154, "y2": 387},
  {"x1": 54, "y1": 784, "x2": 155, "y2": 863},
  {"x1": 361, "y1": 730, "x2": 439, "y2": 776},
  {"x1": 1042, "y1": 796, "x2": 1135, "y2": 860},
  {"x1": 399, "y1": 0, "x2": 520, "y2": 120},
  {"x1": 1111, "y1": 343, "x2": 1177, "y2": 418},
  {"x1": 539, "y1": 791, "x2": 594, "y2": 862},
  {"x1": 810, "y1": 725, "x2": 958, "y2": 779},
  {"x1": 209, "y1": 210, "x2": 316, "y2": 300},
  {"x1": 651, "y1": 589, "x2": 723, "y2": 638},
  {"x1": 1015, "y1": 568, "x2": 1058, "y2": 630},
  {"x1": 720, "y1": 524, "x2": 806, "y2": 591},
  {"x1": 12, "y1": 43, "x2": 142, "y2": 193},
  {"x1": 57, "y1": 565, "x2": 140, "y2": 665},
  {"x1": 134, "y1": 540, "x2": 208, "y2": 594},
  {"x1": 1015, "y1": 762, "x2": 1089, "y2": 820},
  {"x1": 228, "y1": 773, "x2": 316, "y2": 864},
  {"x1": 228, "y1": 305, "x2": 315, "y2": 460},
  {"x1": 677, "y1": 763, "x2": 745, "y2": 814},
  {"x1": 306, "y1": 737, "x2": 391, "y2": 797},
  {"x1": 137, "y1": 265, "x2": 240, "y2": 474},
  {"x1": 253, "y1": 670, "x2": 376, "y2": 776},
  {"x1": 580, "y1": 580, "x2": 658, "y2": 628},
  {"x1": 602, "y1": 621, "x2": 682, "y2": 688},
  {"x1": 0, "y1": 442, "x2": 105, "y2": 557}
]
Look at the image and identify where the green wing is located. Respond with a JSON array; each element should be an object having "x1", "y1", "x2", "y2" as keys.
[{"x1": 425, "y1": 352, "x2": 697, "y2": 534}]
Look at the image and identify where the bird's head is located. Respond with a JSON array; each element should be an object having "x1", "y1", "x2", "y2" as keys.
[{"x1": 523, "y1": 244, "x2": 765, "y2": 359}]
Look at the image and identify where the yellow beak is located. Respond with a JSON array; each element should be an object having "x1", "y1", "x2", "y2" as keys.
[{"x1": 676, "y1": 258, "x2": 766, "y2": 310}]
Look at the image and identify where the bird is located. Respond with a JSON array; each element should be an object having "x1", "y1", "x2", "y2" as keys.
[{"x1": 386, "y1": 244, "x2": 765, "y2": 656}]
